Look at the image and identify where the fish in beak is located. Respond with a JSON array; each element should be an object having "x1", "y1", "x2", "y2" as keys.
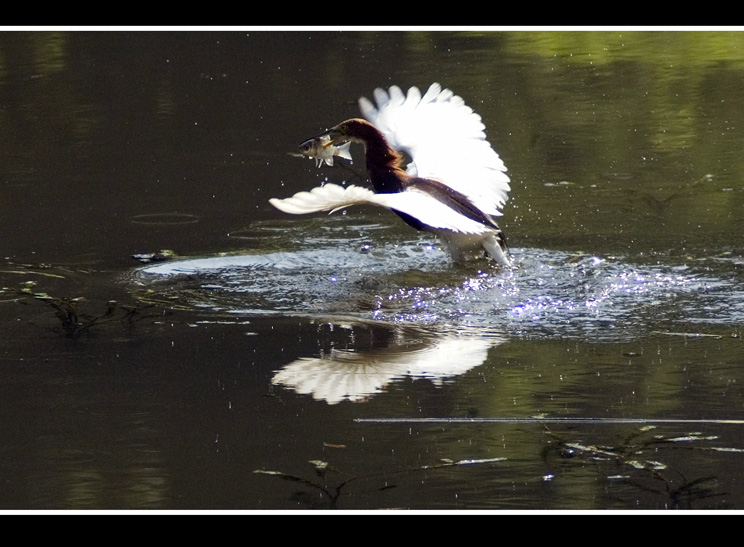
[{"x1": 298, "y1": 129, "x2": 352, "y2": 168}]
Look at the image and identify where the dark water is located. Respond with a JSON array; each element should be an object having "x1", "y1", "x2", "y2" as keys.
[{"x1": 2, "y1": 30, "x2": 744, "y2": 511}]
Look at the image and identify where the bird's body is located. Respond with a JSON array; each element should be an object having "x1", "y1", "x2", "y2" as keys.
[{"x1": 270, "y1": 83, "x2": 512, "y2": 268}]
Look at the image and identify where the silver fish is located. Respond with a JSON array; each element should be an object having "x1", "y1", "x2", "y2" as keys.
[{"x1": 299, "y1": 134, "x2": 352, "y2": 167}]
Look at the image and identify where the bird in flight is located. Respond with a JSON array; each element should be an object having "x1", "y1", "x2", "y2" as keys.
[{"x1": 270, "y1": 83, "x2": 513, "y2": 268}]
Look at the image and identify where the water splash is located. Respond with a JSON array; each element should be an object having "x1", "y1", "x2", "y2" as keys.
[{"x1": 129, "y1": 218, "x2": 741, "y2": 341}]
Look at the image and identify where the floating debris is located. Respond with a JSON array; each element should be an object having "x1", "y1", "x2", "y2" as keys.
[{"x1": 132, "y1": 249, "x2": 177, "y2": 263}]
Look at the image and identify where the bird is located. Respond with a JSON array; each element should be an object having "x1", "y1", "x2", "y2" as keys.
[{"x1": 269, "y1": 83, "x2": 513, "y2": 268}]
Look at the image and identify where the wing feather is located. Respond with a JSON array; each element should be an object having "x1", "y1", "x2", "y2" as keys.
[
  {"x1": 358, "y1": 83, "x2": 510, "y2": 217},
  {"x1": 269, "y1": 183, "x2": 493, "y2": 235}
]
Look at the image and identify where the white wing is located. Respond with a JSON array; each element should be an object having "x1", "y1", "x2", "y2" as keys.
[
  {"x1": 358, "y1": 83, "x2": 510, "y2": 217},
  {"x1": 269, "y1": 183, "x2": 493, "y2": 235}
]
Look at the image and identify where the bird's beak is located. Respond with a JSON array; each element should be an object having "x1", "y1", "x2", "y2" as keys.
[{"x1": 318, "y1": 127, "x2": 345, "y2": 147}]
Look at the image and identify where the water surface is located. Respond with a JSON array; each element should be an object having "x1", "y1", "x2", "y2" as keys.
[{"x1": 1, "y1": 30, "x2": 743, "y2": 510}]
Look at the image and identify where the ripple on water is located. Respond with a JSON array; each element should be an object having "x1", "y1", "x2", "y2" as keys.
[{"x1": 128, "y1": 228, "x2": 740, "y2": 341}]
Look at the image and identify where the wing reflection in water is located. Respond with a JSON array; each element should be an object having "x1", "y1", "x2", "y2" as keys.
[{"x1": 272, "y1": 327, "x2": 502, "y2": 404}]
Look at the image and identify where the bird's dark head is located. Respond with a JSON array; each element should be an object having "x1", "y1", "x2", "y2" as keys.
[{"x1": 321, "y1": 118, "x2": 381, "y2": 146}]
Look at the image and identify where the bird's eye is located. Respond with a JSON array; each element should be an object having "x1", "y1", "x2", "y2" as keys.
[{"x1": 339, "y1": 123, "x2": 348, "y2": 133}]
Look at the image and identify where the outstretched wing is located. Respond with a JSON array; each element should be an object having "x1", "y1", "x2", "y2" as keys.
[
  {"x1": 269, "y1": 183, "x2": 493, "y2": 235},
  {"x1": 358, "y1": 83, "x2": 510, "y2": 218}
]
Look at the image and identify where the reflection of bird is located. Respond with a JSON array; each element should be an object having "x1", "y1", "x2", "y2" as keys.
[
  {"x1": 270, "y1": 83, "x2": 513, "y2": 267},
  {"x1": 272, "y1": 328, "x2": 499, "y2": 404}
]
